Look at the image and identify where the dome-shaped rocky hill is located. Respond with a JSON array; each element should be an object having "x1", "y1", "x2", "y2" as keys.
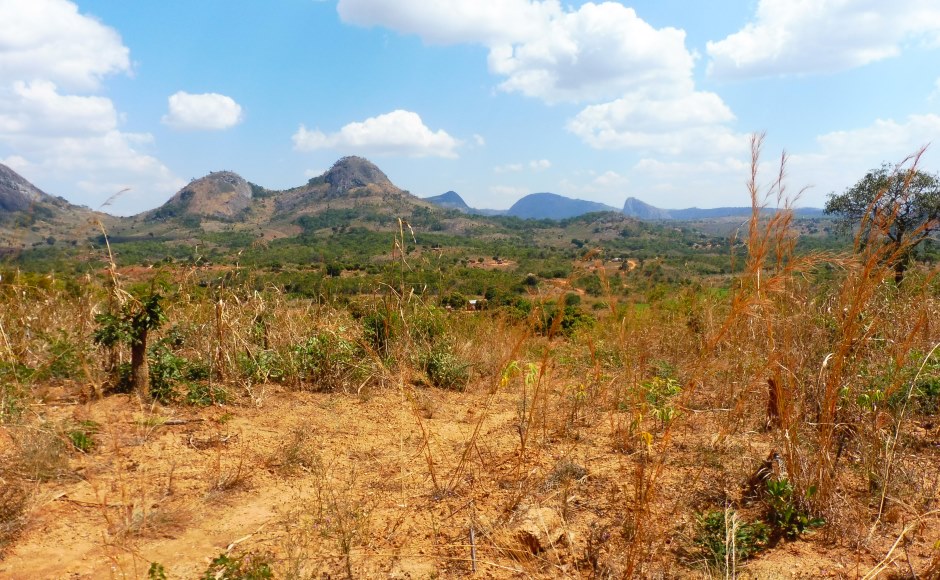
[{"x1": 149, "y1": 171, "x2": 253, "y2": 221}]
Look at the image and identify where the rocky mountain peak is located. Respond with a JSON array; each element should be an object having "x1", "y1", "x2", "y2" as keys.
[
  {"x1": 0, "y1": 163, "x2": 47, "y2": 212},
  {"x1": 321, "y1": 156, "x2": 392, "y2": 192}
]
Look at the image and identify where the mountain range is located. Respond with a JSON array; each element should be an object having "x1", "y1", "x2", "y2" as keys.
[
  {"x1": 619, "y1": 196, "x2": 825, "y2": 220},
  {"x1": 419, "y1": 191, "x2": 823, "y2": 221},
  {"x1": 0, "y1": 156, "x2": 827, "y2": 250}
]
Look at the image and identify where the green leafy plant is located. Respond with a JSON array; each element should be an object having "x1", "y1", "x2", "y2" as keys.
[
  {"x1": 201, "y1": 551, "x2": 273, "y2": 579},
  {"x1": 67, "y1": 420, "x2": 99, "y2": 453},
  {"x1": 422, "y1": 344, "x2": 470, "y2": 391},
  {"x1": 291, "y1": 331, "x2": 368, "y2": 392},
  {"x1": 642, "y1": 375, "x2": 682, "y2": 428},
  {"x1": 236, "y1": 350, "x2": 285, "y2": 384},
  {"x1": 764, "y1": 478, "x2": 825, "y2": 539},
  {"x1": 694, "y1": 509, "x2": 769, "y2": 571},
  {"x1": 147, "y1": 562, "x2": 167, "y2": 580},
  {"x1": 185, "y1": 382, "x2": 227, "y2": 406},
  {"x1": 361, "y1": 310, "x2": 396, "y2": 358},
  {"x1": 149, "y1": 341, "x2": 216, "y2": 405}
]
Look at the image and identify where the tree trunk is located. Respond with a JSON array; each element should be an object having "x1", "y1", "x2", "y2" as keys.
[
  {"x1": 130, "y1": 330, "x2": 149, "y2": 400},
  {"x1": 894, "y1": 259, "x2": 906, "y2": 285}
]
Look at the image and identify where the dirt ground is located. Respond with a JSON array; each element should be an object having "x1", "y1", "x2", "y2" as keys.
[{"x1": 1, "y1": 378, "x2": 938, "y2": 579}]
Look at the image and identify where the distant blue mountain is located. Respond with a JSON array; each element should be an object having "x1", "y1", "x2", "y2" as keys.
[
  {"x1": 507, "y1": 192, "x2": 620, "y2": 220},
  {"x1": 426, "y1": 190, "x2": 621, "y2": 220},
  {"x1": 622, "y1": 197, "x2": 824, "y2": 220},
  {"x1": 424, "y1": 190, "x2": 471, "y2": 212}
]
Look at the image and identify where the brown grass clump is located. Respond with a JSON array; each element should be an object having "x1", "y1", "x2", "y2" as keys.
[
  {"x1": 5, "y1": 425, "x2": 72, "y2": 482},
  {"x1": 0, "y1": 478, "x2": 28, "y2": 554}
]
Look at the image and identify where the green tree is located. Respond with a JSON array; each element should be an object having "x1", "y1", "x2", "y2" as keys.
[
  {"x1": 825, "y1": 163, "x2": 940, "y2": 283},
  {"x1": 93, "y1": 294, "x2": 165, "y2": 399}
]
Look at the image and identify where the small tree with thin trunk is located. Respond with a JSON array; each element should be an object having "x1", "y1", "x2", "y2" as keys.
[
  {"x1": 825, "y1": 157, "x2": 940, "y2": 283},
  {"x1": 93, "y1": 293, "x2": 165, "y2": 400}
]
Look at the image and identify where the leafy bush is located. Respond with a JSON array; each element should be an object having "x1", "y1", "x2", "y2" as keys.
[
  {"x1": 236, "y1": 350, "x2": 286, "y2": 384},
  {"x1": 201, "y1": 551, "x2": 273, "y2": 580},
  {"x1": 694, "y1": 510, "x2": 769, "y2": 571},
  {"x1": 0, "y1": 381, "x2": 25, "y2": 424},
  {"x1": 291, "y1": 332, "x2": 368, "y2": 392},
  {"x1": 407, "y1": 306, "x2": 445, "y2": 343},
  {"x1": 422, "y1": 345, "x2": 470, "y2": 391},
  {"x1": 93, "y1": 293, "x2": 166, "y2": 397},
  {"x1": 440, "y1": 291, "x2": 467, "y2": 309},
  {"x1": 912, "y1": 360, "x2": 940, "y2": 415},
  {"x1": 147, "y1": 562, "x2": 166, "y2": 580},
  {"x1": 536, "y1": 297, "x2": 593, "y2": 337},
  {"x1": 362, "y1": 311, "x2": 396, "y2": 358},
  {"x1": 764, "y1": 478, "x2": 825, "y2": 539},
  {"x1": 67, "y1": 420, "x2": 99, "y2": 453},
  {"x1": 185, "y1": 382, "x2": 228, "y2": 406},
  {"x1": 148, "y1": 342, "x2": 214, "y2": 404}
]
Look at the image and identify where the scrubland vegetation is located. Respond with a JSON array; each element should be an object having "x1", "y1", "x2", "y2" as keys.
[{"x1": 1, "y1": 140, "x2": 939, "y2": 578}]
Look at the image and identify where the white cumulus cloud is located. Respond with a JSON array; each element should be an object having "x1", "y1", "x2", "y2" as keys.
[
  {"x1": 568, "y1": 92, "x2": 745, "y2": 155},
  {"x1": 487, "y1": 2, "x2": 694, "y2": 103},
  {"x1": 340, "y1": 0, "x2": 695, "y2": 104},
  {"x1": 495, "y1": 159, "x2": 551, "y2": 173},
  {"x1": 336, "y1": 0, "x2": 737, "y2": 156},
  {"x1": 0, "y1": 0, "x2": 182, "y2": 214},
  {"x1": 292, "y1": 109, "x2": 460, "y2": 158},
  {"x1": 707, "y1": 0, "x2": 940, "y2": 78},
  {"x1": 0, "y1": 0, "x2": 130, "y2": 91},
  {"x1": 162, "y1": 91, "x2": 244, "y2": 131},
  {"x1": 0, "y1": 80, "x2": 118, "y2": 136}
]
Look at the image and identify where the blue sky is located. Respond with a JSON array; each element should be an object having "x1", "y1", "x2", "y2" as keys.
[{"x1": 1, "y1": 0, "x2": 938, "y2": 215}]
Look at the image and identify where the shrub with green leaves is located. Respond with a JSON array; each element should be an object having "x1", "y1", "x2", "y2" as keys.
[
  {"x1": 201, "y1": 551, "x2": 273, "y2": 580},
  {"x1": 694, "y1": 509, "x2": 769, "y2": 571},
  {"x1": 147, "y1": 562, "x2": 166, "y2": 580},
  {"x1": 422, "y1": 344, "x2": 470, "y2": 391},
  {"x1": 236, "y1": 350, "x2": 286, "y2": 384},
  {"x1": 93, "y1": 293, "x2": 166, "y2": 398},
  {"x1": 911, "y1": 359, "x2": 940, "y2": 415},
  {"x1": 67, "y1": 420, "x2": 99, "y2": 453},
  {"x1": 440, "y1": 291, "x2": 467, "y2": 310},
  {"x1": 148, "y1": 342, "x2": 215, "y2": 405},
  {"x1": 1, "y1": 381, "x2": 25, "y2": 424},
  {"x1": 291, "y1": 331, "x2": 368, "y2": 392},
  {"x1": 764, "y1": 478, "x2": 825, "y2": 539},
  {"x1": 361, "y1": 310, "x2": 396, "y2": 358}
]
